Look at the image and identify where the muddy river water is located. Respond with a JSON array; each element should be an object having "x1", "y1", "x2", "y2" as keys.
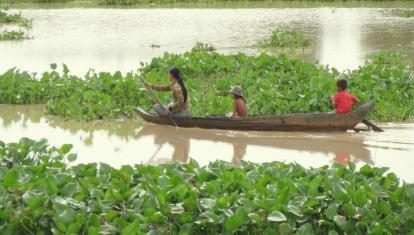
[
  {"x1": 1, "y1": 105, "x2": 413, "y2": 182},
  {"x1": 0, "y1": 6, "x2": 414, "y2": 182},
  {"x1": 0, "y1": 7, "x2": 414, "y2": 74}
]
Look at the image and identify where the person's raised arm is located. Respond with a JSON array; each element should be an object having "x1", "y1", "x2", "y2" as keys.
[{"x1": 145, "y1": 81, "x2": 174, "y2": 92}]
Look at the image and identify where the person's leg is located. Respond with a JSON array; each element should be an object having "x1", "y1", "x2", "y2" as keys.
[
  {"x1": 152, "y1": 104, "x2": 168, "y2": 116},
  {"x1": 171, "y1": 111, "x2": 190, "y2": 118}
]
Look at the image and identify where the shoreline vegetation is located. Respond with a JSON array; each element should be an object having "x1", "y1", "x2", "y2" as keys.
[
  {"x1": 0, "y1": 43, "x2": 413, "y2": 121},
  {"x1": 0, "y1": 10, "x2": 32, "y2": 40},
  {"x1": 1, "y1": 1, "x2": 414, "y2": 9},
  {"x1": 0, "y1": 137, "x2": 413, "y2": 234}
]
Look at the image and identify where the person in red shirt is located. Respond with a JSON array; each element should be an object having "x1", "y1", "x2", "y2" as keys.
[{"x1": 331, "y1": 79, "x2": 360, "y2": 114}]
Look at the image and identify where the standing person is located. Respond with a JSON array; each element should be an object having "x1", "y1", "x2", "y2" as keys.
[
  {"x1": 331, "y1": 79, "x2": 360, "y2": 114},
  {"x1": 229, "y1": 85, "x2": 248, "y2": 118},
  {"x1": 144, "y1": 68, "x2": 190, "y2": 117}
]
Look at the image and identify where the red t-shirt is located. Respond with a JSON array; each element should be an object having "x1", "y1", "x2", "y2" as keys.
[{"x1": 334, "y1": 91, "x2": 358, "y2": 114}]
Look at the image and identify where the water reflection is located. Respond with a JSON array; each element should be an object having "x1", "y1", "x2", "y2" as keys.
[
  {"x1": 135, "y1": 125, "x2": 374, "y2": 165},
  {"x1": 1, "y1": 104, "x2": 413, "y2": 182}
]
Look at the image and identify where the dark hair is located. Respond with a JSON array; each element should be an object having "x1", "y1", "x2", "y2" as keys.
[
  {"x1": 169, "y1": 67, "x2": 188, "y2": 103},
  {"x1": 336, "y1": 79, "x2": 348, "y2": 91}
]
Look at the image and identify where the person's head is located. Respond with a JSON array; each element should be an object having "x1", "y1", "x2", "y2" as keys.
[
  {"x1": 336, "y1": 79, "x2": 348, "y2": 92},
  {"x1": 169, "y1": 67, "x2": 188, "y2": 103},
  {"x1": 229, "y1": 85, "x2": 244, "y2": 100},
  {"x1": 169, "y1": 67, "x2": 180, "y2": 82}
]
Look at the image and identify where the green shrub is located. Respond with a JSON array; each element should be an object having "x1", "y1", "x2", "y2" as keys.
[{"x1": 0, "y1": 138, "x2": 413, "y2": 234}]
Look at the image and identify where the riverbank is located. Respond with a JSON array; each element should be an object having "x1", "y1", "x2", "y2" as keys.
[{"x1": 2, "y1": 1, "x2": 414, "y2": 9}]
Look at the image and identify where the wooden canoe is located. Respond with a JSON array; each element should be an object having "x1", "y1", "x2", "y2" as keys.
[{"x1": 135, "y1": 101, "x2": 375, "y2": 131}]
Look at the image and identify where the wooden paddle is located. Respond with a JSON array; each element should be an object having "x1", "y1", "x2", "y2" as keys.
[
  {"x1": 362, "y1": 119, "x2": 384, "y2": 132},
  {"x1": 138, "y1": 76, "x2": 178, "y2": 128}
]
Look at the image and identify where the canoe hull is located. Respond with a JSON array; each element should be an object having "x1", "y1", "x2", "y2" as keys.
[{"x1": 135, "y1": 101, "x2": 375, "y2": 131}]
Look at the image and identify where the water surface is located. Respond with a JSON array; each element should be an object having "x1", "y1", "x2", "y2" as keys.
[
  {"x1": 0, "y1": 7, "x2": 413, "y2": 75},
  {"x1": 1, "y1": 105, "x2": 413, "y2": 182}
]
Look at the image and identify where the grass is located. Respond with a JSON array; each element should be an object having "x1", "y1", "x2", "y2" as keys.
[
  {"x1": 258, "y1": 29, "x2": 312, "y2": 49},
  {"x1": 0, "y1": 137, "x2": 413, "y2": 234}
]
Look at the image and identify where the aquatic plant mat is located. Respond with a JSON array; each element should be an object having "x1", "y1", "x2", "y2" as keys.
[
  {"x1": 1, "y1": 44, "x2": 413, "y2": 121},
  {"x1": 0, "y1": 138, "x2": 413, "y2": 234},
  {"x1": 258, "y1": 29, "x2": 312, "y2": 49},
  {"x1": 0, "y1": 10, "x2": 32, "y2": 40}
]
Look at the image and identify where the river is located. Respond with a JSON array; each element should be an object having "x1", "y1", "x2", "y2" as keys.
[
  {"x1": 0, "y1": 7, "x2": 413, "y2": 75},
  {"x1": 1, "y1": 105, "x2": 413, "y2": 182},
  {"x1": 1, "y1": 6, "x2": 414, "y2": 182}
]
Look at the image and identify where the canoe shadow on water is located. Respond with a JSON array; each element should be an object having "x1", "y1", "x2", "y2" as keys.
[{"x1": 135, "y1": 124, "x2": 380, "y2": 166}]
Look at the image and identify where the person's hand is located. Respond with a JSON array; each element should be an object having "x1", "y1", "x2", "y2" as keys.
[
  {"x1": 164, "y1": 108, "x2": 171, "y2": 115},
  {"x1": 143, "y1": 81, "x2": 150, "y2": 88}
]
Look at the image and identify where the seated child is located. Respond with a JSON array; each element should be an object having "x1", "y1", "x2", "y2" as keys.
[
  {"x1": 229, "y1": 85, "x2": 248, "y2": 118},
  {"x1": 331, "y1": 79, "x2": 360, "y2": 114}
]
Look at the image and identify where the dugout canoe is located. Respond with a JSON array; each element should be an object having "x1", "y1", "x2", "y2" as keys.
[{"x1": 135, "y1": 101, "x2": 375, "y2": 131}]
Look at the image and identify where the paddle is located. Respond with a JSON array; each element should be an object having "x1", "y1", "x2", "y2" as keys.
[
  {"x1": 138, "y1": 76, "x2": 178, "y2": 128},
  {"x1": 362, "y1": 119, "x2": 384, "y2": 132}
]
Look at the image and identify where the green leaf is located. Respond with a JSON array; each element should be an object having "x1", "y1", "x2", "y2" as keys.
[
  {"x1": 67, "y1": 153, "x2": 77, "y2": 162},
  {"x1": 279, "y1": 223, "x2": 292, "y2": 235},
  {"x1": 56, "y1": 208, "x2": 75, "y2": 224},
  {"x1": 50, "y1": 63, "x2": 57, "y2": 70},
  {"x1": 297, "y1": 223, "x2": 314, "y2": 235},
  {"x1": 333, "y1": 215, "x2": 346, "y2": 230},
  {"x1": 267, "y1": 211, "x2": 287, "y2": 222},
  {"x1": 286, "y1": 204, "x2": 303, "y2": 217},
  {"x1": 328, "y1": 230, "x2": 339, "y2": 235},
  {"x1": 60, "y1": 144, "x2": 73, "y2": 154},
  {"x1": 121, "y1": 220, "x2": 139, "y2": 235},
  {"x1": 200, "y1": 198, "x2": 216, "y2": 209}
]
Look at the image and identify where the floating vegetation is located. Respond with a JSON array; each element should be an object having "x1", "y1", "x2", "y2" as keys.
[
  {"x1": 0, "y1": 45, "x2": 413, "y2": 121},
  {"x1": 0, "y1": 10, "x2": 32, "y2": 41},
  {"x1": 397, "y1": 9, "x2": 414, "y2": 17},
  {"x1": 0, "y1": 137, "x2": 413, "y2": 234},
  {"x1": 0, "y1": 30, "x2": 29, "y2": 40},
  {"x1": 0, "y1": 10, "x2": 32, "y2": 29},
  {"x1": 258, "y1": 29, "x2": 312, "y2": 49}
]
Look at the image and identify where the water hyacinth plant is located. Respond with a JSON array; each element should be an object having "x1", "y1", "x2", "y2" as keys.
[
  {"x1": 0, "y1": 10, "x2": 32, "y2": 29},
  {"x1": 0, "y1": 10, "x2": 32, "y2": 41},
  {"x1": 1, "y1": 45, "x2": 413, "y2": 121},
  {"x1": 258, "y1": 29, "x2": 312, "y2": 49},
  {"x1": 0, "y1": 138, "x2": 413, "y2": 234},
  {"x1": 397, "y1": 9, "x2": 414, "y2": 17},
  {"x1": 0, "y1": 30, "x2": 29, "y2": 40}
]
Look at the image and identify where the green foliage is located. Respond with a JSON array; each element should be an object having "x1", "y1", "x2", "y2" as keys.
[
  {"x1": 258, "y1": 29, "x2": 312, "y2": 49},
  {"x1": 139, "y1": 48, "x2": 414, "y2": 121},
  {"x1": 397, "y1": 9, "x2": 414, "y2": 17},
  {"x1": 0, "y1": 10, "x2": 32, "y2": 41},
  {"x1": 0, "y1": 30, "x2": 29, "y2": 40},
  {"x1": 1, "y1": 46, "x2": 413, "y2": 121},
  {"x1": 1, "y1": 138, "x2": 414, "y2": 234},
  {"x1": 0, "y1": 10, "x2": 32, "y2": 29}
]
